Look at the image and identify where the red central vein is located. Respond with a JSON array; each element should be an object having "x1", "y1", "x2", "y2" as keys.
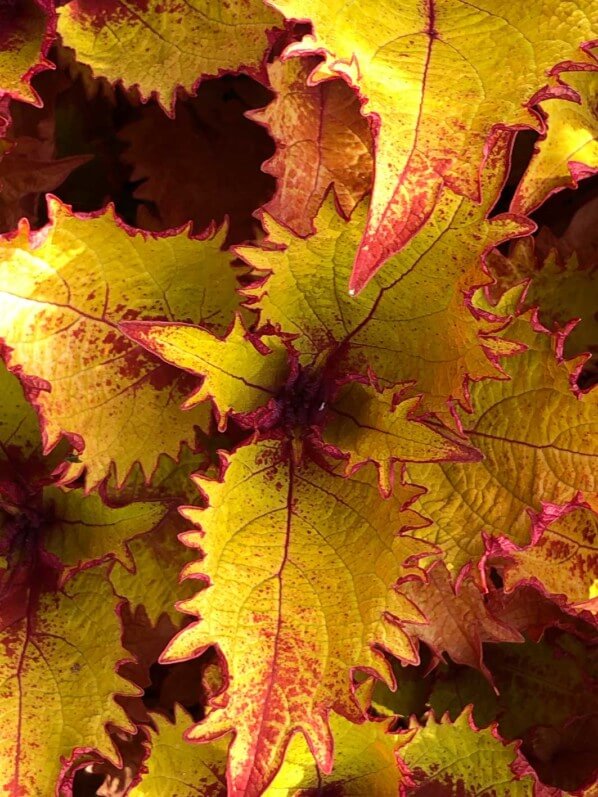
[
  {"x1": 358, "y1": 0, "x2": 438, "y2": 254},
  {"x1": 12, "y1": 581, "x2": 35, "y2": 792},
  {"x1": 247, "y1": 455, "x2": 295, "y2": 786}
]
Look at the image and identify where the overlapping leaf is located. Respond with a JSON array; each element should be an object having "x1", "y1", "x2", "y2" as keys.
[
  {"x1": 129, "y1": 706, "x2": 228, "y2": 795},
  {"x1": 106, "y1": 447, "x2": 212, "y2": 625},
  {"x1": 0, "y1": 0, "x2": 54, "y2": 105},
  {"x1": 396, "y1": 707, "x2": 536, "y2": 795},
  {"x1": 265, "y1": 714, "x2": 400, "y2": 795},
  {"x1": 0, "y1": 566, "x2": 138, "y2": 796},
  {"x1": 398, "y1": 561, "x2": 521, "y2": 677},
  {"x1": 0, "y1": 136, "x2": 89, "y2": 231},
  {"x1": 512, "y1": 72, "x2": 598, "y2": 213},
  {"x1": 405, "y1": 305, "x2": 598, "y2": 573},
  {"x1": 488, "y1": 241, "x2": 598, "y2": 374},
  {"x1": 161, "y1": 439, "x2": 433, "y2": 795},
  {"x1": 120, "y1": 78, "x2": 275, "y2": 244},
  {"x1": 0, "y1": 198, "x2": 245, "y2": 488},
  {"x1": 252, "y1": 57, "x2": 373, "y2": 236},
  {"x1": 121, "y1": 315, "x2": 289, "y2": 432},
  {"x1": 239, "y1": 135, "x2": 531, "y2": 420},
  {"x1": 487, "y1": 503, "x2": 598, "y2": 612},
  {"x1": 57, "y1": 0, "x2": 282, "y2": 112},
  {"x1": 42, "y1": 485, "x2": 168, "y2": 582},
  {"x1": 268, "y1": 0, "x2": 598, "y2": 290}
]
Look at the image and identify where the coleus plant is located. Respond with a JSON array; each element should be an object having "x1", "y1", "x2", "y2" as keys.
[{"x1": 0, "y1": 0, "x2": 597, "y2": 795}]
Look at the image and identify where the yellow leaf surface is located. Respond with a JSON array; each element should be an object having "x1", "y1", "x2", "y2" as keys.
[
  {"x1": 129, "y1": 706, "x2": 228, "y2": 795},
  {"x1": 396, "y1": 707, "x2": 536, "y2": 795},
  {"x1": 251, "y1": 57, "x2": 373, "y2": 236},
  {"x1": 495, "y1": 503, "x2": 598, "y2": 607},
  {"x1": 512, "y1": 72, "x2": 598, "y2": 213},
  {"x1": 406, "y1": 310, "x2": 598, "y2": 573},
  {"x1": 0, "y1": 0, "x2": 54, "y2": 105},
  {"x1": 161, "y1": 439, "x2": 434, "y2": 795},
  {"x1": 0, "y1": 567, "x2": 138, "y2": 796},
  {"x1": 240, "y1": 136, "x2": 531, "y2": 418},
  {"x1": 57, "y1": 0, "x2": 282, "y2": 113},
  {"x1": 265, "y1": 715, "x2": 400, "y2": 796},
  {"x1": 323, "y1": 382, "x2": 480, "y2": 494},
  {"x1": 0, "y1": 198, "x2": 243, "y2": 488},
  {"x1": 120, "y1": 315, "x2": 289, "y2": 431},
  {"x1": 105, "y1": 447, "x2": 214, "y2": 625},
  {"x1": 268, "y1": 0, "x2": 597, "y2": 290},
  {"x1": 42, "y1": 484, "x2": 168, "y2": 581}
]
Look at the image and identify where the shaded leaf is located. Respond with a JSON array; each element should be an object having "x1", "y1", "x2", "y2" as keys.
[
  {"x1": 57, "y1": 0, "x2": 282, "y2": 113},
  {"x1": 42, "y1": 484, "x2": 168, "y2": 582},
  {"x1": 252, "y1": 56, "x2": 373, "y2": 236},
  {"x1": 162, "y1": 439, "x2": 433, "y2": 795},
  {"x1": 120, "y1": 77, "x2": 275, "y2": 245},
  {"x1": 396, "y1": 707, "x2": 536, "y2": 795},
  {"x1": 399, "y1": 561, "x2": 522, "y2": 678},
  {"x1": 268, "y1": 0, "x2": 597, "y2": 290},
  {"x1": 0, "y1": 199, "x2": 243, "y2": 488},
  {"x1": 485, "y1": 633, "x2": 598, "y2": 741},
  {"x1": 488, "y1": 239, "x2": 598, "y2": 375},
  {"x1": 0, "y1": 135, "x2": 89, "y2": 231}
]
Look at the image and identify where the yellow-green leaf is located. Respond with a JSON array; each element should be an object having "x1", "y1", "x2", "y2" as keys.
[
  {"x1": 0, "y1": 567, "x2": 138, "y2": 796},
  {"x1": 129, "y1": 706, "x2": 228, "y2": 795},
  {"x1": 120, "y1": 315, "x2": 289, "y2": 431},
  {"x1": 512, "y1": 71, "x2": 598, "y2": 214},
  {"x1": 323, "y1": 382, "x2": 480, "y2": 494},
  {"x1": 406, "y1": 309, "x2": 598, "y2": 573},
  {"x1": 493, "y1": 503, "x2": 598, "y2": 608},
  {"x1": 0, "y1": 0, "x2": 54, "y2": 105},
  {"x1": 265, "y1": 714, "x2": 400, "y2": 796},
  {"x1": 396, "y1": 707, "x2": 536, "y2": 795},
  {"x1": 268, "y1": 0, "x2": 597, "y2": 289},
  {"x1": 42, "y1": 485, "x2": 168, "y2": 581},
  {"x1": 0, "y1": 199, "x2": 243, "y2": 488},
  {"x1": 240, "y1": 136, "x2": 531, "y2": 419},
  {"x1": 57, "y1": 0, "x2": 282, "y2": 113},
  {"x1": 162, "y1": 439, "x2": 434, "y2": 795}
]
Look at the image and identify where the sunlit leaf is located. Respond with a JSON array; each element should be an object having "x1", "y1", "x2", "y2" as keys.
[
  {"x1": 57, "y1": 0, "x2": 282, "y2": 113},
  {"x1": 267, "y1": 0, "x2": 597, "y2": 289},
  {"x1": 120, "y1": 315, "x2": 289, "y2": 432},
  {"x1": 251, "y1": 57, "x2": 373, "y2": 236},
  {"x1": 406, "y1": 306, "x2": 598, "y2": 573},
  {"x1": 0, "y1": 198, "x2": 243, "y2": 488},
  {"x1": 161, "y1": 439, "x2": 433, "y2": 795},
  {"x1": 0, "y1": 566, "x2": 138, "y2": 796},
  {"x1": 512, "y1": 72, "x2": 598, "y2": 213},
  {"x1": 265, "y1": 714, "x2": 400, "y2": 795},
  {"x1": 240, "y1": 136, "x2": 531, "y2": 420}
]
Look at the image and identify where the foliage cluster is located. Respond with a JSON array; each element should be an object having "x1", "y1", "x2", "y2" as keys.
[{"x1": 0, "y1": 1, "x2": 597, "y2": 795}]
